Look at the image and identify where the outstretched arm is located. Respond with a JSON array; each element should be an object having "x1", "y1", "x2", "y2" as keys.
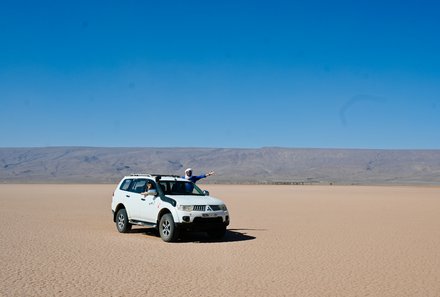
[{"x1": 192, "y1": 171, "x2": 215, "y2": 182}]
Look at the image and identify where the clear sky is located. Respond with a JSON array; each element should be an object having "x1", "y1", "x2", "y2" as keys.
[{"x1": 1, "y1": 0, "x2": 439, "y2": 149}]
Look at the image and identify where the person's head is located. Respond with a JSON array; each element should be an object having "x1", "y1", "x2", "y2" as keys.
[
  {"x1": 147, "y1": 181, "x2": 153, "y2": 189},
  {"x1": 185, "y1": 168, "x2": 192, "y2": 177}
]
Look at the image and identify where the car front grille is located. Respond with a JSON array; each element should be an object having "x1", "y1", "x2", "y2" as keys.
[
  {"x1": 193, "y1": 205, "x2": 206, "y2": 211},
  {"x1": 209, "y1": 205, "x2": 221, "y2": 211},
  {"x1": 192, "y1": 205, "x2": 222, "y2": 211}
]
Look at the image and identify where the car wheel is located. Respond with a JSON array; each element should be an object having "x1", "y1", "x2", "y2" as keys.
[
  {"x1": 116, "y1": 208, "x2": 132, "y2": 233},
  {"x1": 159, "y1": 213, "x2": 179, "y2": 242},
  {"x1": 207, "y1": 225, "x2": 226, "y2": 239}
]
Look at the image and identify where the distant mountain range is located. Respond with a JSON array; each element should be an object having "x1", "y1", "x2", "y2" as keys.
[{"x1": 1, "y1": 147, "x2": 439, "y2": 185}]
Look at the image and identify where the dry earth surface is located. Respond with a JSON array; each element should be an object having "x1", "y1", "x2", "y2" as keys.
[{"x1": 1, "y1": 184, "x2": 440, "y2": 297}]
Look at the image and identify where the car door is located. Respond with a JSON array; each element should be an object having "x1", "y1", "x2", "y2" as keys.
[
  {"x1": 128, "y1": 179, "x2": 158, "y2": 223},
  {"x1": 139, "y1": 191, "x2": 159, "y2": 223},
  {"x1": 127, "y1": 179, "x2": 149, "y2": 220}
]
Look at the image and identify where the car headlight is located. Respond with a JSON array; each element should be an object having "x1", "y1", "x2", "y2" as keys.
[
  {"x1": 219, "y1": 204, "x2": 228, "y2": 211},
  {"x1": 178, "y1": 205, "x2": 194, "y2": 212}
]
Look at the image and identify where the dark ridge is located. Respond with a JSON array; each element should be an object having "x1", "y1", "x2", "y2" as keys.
[{"x1": 0, "y1": 147, "x2": 439, "y2": 185}]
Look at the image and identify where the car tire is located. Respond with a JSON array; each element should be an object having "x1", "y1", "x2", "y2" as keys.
[
  {"x1": 159, "y1": 213, "x2": 179, "y2": 242},
  {"x1": 207, "y1": 225, "x2": 226, "y2": 239},
  {"x1": 116, "y1": 208, "x2": 132, "y2": 233}
]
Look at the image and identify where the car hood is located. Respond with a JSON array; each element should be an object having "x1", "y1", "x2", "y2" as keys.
[{"x1": 166, "y1": 195, "x2": 224, "y2": 206}]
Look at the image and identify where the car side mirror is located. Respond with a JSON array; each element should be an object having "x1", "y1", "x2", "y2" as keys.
[
  {"x1": 203, "y1": 190, "x2": 210, "y2": 196},
  {"x1": 147, "y1": 189, "x2": 158, "y2": 196}
]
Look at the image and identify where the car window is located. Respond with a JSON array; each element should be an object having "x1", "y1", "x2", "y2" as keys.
[
  {"x1": 159, "y1": 180, "x2": 204, "y2": 196},
  {"x1": 130, "y1": 179, "x2": 147, "y2": 193},
  {"x1": 120, "y1": 179, "x2": 133, "y2": 191}
]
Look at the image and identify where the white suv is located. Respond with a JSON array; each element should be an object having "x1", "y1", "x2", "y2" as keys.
[{"x1": 111, "y1": 174, "x2": 230, "y2": 242}]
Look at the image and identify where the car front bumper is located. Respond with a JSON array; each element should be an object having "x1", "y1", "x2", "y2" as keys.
[{"x1": 176, "y1": 211, "x2": 229, "y2": 231}]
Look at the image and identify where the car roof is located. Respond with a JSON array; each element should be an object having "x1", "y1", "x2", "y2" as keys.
[{"x1": 124, "y1": 174, "x2": 186, "y2": 182}]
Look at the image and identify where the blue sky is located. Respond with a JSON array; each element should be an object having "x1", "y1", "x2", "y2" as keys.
[{"x1": 1, "y1": 0, "x2": 439, "y2": 149}]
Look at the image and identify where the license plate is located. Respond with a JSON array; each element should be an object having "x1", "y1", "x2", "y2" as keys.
[{"x1": 202, "y1": 213, "x2": 217, "y2": 217}]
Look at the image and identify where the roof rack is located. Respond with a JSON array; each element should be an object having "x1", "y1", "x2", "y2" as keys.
[
  {"x1": 129, "y1": 173, "x2": 181, "y2": 178},
  {"x1": 129, "y1": 173, "x2": 152, "y2": 177}
]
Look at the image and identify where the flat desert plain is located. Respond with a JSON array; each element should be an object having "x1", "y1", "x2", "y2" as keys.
[{"x1": 1, "y1": 184, "x2": 440, "y2": 297}]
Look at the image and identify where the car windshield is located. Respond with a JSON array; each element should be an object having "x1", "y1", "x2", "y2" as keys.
[{"x1": 158, "y1": 180, "x2": 205, "y2": 196}]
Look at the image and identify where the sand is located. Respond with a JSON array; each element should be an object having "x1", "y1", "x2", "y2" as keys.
[{"x1": 1, "y1": 184, "x2": 439, "y2": 297}]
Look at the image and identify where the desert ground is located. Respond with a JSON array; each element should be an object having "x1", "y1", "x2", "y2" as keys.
[{"x1": 1, "y1": 184, "x2": 439, "y2": 297}]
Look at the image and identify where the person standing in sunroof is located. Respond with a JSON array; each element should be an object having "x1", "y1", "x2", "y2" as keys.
[{"x1": 182, "y1": 168, "x2": 214, "y2": 192}]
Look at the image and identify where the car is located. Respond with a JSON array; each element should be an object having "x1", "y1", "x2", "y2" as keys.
[{"x1": 111, "y1": 174, "x2": 230, "y2": 242}]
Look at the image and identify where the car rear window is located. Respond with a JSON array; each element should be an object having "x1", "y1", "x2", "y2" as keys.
[{"x1": 120, "y1": 179, "x2": 133, "y2": 191}]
